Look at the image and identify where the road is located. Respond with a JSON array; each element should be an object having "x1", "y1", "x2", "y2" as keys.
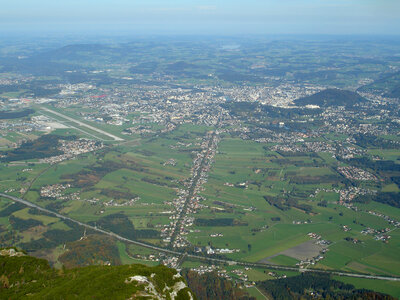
[
  {"x1": 40, "y1": 107, "x2": 124, "y2": 141},
  {"x1": 21, "y1": 164, "x2": 55, "y2": 199},
  {"x1": 170, "y1": 131, "x2": 217, "y2": 245},
  {"x1": 1, "y1": 192, "x2": 400, "y2": 282},
  {"x1": 0, "y1": 193, "x2": 182, "y2": 256}
]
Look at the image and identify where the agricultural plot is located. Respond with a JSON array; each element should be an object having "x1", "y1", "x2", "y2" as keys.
[
  {"x1": 334, "y1": 276, "x2": 400, "y2": 299},
  {"x1": 1, "y1": 123, "x2": 399, "y2": 287},
  {"x1": 185, "y1": 137, "x2": 400, "y2": 277},
  {"x1": 0, "y1": 123, "x2": 212, "y2": 247},
  {"x1": 0, "y1": 36, "x2": 400, "y2": 299}
]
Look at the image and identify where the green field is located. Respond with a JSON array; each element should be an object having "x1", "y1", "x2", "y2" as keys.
[
  {"x1": 0, "y1": 108, "x2": 399, "y2": 297},
  {"x1": 184, "y1": 137, "x2": 400, "y2": 278},
  {"x1": 333, "y1": 276, "x2": 400, "y2": 299}
]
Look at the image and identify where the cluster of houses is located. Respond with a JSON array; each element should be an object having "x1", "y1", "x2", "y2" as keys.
[
  {"x1": 367, "y1": 210, "x2": 400, "y2": 228},
  {"x1": 189, "y1": 264, "x2": 255, "y2": 284},
  {"x1": 205, "y1": 247, "x2": 240, "y2": 255},
  {"x1": 231, "y1": 269, "x2": 249, "y2": 282},
  {"x1": 337, "y1": 166, "x2": 378, "y2": 181},
  {"x1": 361, "y1": 227, "x2": 392, "y2": 243},
  {"x1": 103, "y1": 197, "x2": 140, "y2": 207},
  {"x1": 308, "y1": 232, "x2": 331, "y2": 247},
  {"x1": 40, "y1": 183, "x2": 80, "y2": 202},
  {"x1": 48, "y1": 82, "x2": 234, "y2": 133},
  {"x1": 292, "y1": 220, "x2": 312, "y2": 225},
  {"x1": 39, "y1": 138, "x2": 103, "y2": 165},
  {"x1": 218, "y1": 83, "x2": 321, "y2": 106},
  {"x1": 296, "y1": 252, "x2": 326, "y2": 268},
  {"x1": 0, "y1": 120, "x2": 46, "y2": 138},
  {"x1": 163, "y1": 158, "x2": 177, "y2": 167},
  {"x1": 160, "y1": 132, "x2": 220, "y2": 249},
  {"x1": 338, "y1": 187, "x2": 376, "y2": 204},
  {"x1": 210, "y1": 233, "x2": 223, "y2": 237},
  {"x1": 40, "y1": 183, "x2": 71, "y2": 198},
  {"x1": 271, "y1": 141, "x2": 336, "y2": 154},
  {"x1": 374, "y1": 234, "x2": 391, "y2": 243},
  {"x1": 342, "y1": 225, "x2": 351, "y2": 232}
]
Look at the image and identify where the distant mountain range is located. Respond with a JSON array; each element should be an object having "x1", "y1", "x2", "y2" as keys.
[{"x1": 294, "y1": 88, "x2": 367, "y2": 107}]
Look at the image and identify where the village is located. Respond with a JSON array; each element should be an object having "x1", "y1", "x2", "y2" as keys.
[{"x1": 161, "y1": 130, "x2": 221, "y2": 249}]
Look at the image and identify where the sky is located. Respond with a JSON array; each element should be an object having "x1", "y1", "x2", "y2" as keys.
[{"x1": 1, "y1": 0, "x2": 400, "y2": 35}]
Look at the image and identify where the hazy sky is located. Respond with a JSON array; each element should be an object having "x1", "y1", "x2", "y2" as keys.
[{"x1": 1, "y1": 0, "x2": 400, "y2": 35}]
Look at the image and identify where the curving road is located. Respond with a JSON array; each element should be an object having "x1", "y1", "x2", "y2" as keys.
[{"x1": 1, "y1": 192, "x2": 400, "y2": 282}]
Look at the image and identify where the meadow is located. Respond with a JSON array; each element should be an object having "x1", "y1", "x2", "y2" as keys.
[
  {"x1": 0, "y1": 114, "x2": 399, "y2": 297},
  {"x1": 186, "y1": 137, "x2": 400, "y2": 278}
]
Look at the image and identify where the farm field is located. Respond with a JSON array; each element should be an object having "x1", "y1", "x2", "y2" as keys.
[
  {"x1": 185, "y1": 137, "x2": 400, "y2": 277},
  {"x1": 0, "y1": 34, "x2": 400, "y2": 299},
  {"x1": 1, "y1": 123, "x2": 399, "y2": 290}
]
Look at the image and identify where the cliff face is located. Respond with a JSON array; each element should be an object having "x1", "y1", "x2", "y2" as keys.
[{"x1": 0, "y1": 248, "x2": 194, "y2": 300}]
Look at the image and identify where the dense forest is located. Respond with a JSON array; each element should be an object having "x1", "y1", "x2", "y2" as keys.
[
  {"x1": 183, "y1": 270, "x2": 254, "y2": 300},
  {"x1": 9, "y1": 215, "x2": 43, "y2": 231},
  {"x1": 354, "y1": 192, "x2": 400, "y2": 208},
  {"x1": 20, "y1": 219, "x2": 87, "y2": 252},
  {"x1": 264, "y1": 195, "x2": 313, "y2": 213},
  {"x1": 294, "y1": 89, "x2": 367, "y2": 107},
  {"x1": 221, "y1": 102, "x2": 321, "y2": 121},
  {"x1": 257, "y1": 273, "x2": 394, "y2": 300},
  {"x1": 353, "y1": 133, "x2": 399, "y2": 149},
  {"x1": 344, "y1": 157, "x2": 400, "y2": 173},
  {"x1": 0, "y1": 109, "x2": 34, "y2": 120},
  {"x1": 0, "y1": 203, "x2": 25, "y2": 217},
  {"x1": 59, "y1": 234, "x2": 121, "y2": 268},
  {"x1": 0, "y1": 134, "x2": 76, "y2": 162},
  {"x1": 90, "y1": 213, "x2": 159, "y2": 240},
  {"x1": 194, "y1": 218, "x2": 248, "y2": 227}
]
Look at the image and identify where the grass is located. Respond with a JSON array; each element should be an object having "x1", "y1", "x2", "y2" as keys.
[
  {"x1": 319, "y1": 230, "x2": 400, "y2": 276},
  {"x1": 1, "y1": 121, "x2": 398, "y2": 298},
  {"x1": 268, "y1": 255, "x2": 299, "y2": 266},
  {"x1": 245, "y1": 268, "x2": 274, "y2": 281},
  {"x1": 246, "y1": 287, "x2": 269, "y2": 300},
  {"x1": 13, "y1": 208, "x2": 59, "y2": 225},
  {"x1": 382, "y1": 183, "x2": 400, "y2": 193},
  {"x1": 117, "y1": 241, "x2": 139, "y2": 265},
  {"x1": 36, "y1": 105, "x2": 123, "y2": 141},
  {"x1": 49, "y1": 221, "x2": 71, "y2": 231},
  {"x1": 183, "y1": 136, "x2": 400, "y2": 276}
]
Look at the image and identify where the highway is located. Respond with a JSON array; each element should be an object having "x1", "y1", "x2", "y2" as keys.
[{"x1": 1, "y1": 192, "x2": 400, "y2": 282}]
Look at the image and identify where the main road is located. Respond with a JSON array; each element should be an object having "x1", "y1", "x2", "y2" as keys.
[
  {"x1": 169, "y1": 131, "x2": 217, "y2": 245},
  {"x1": 1, "y1": 192, "x2": 399, "y2": 282}
]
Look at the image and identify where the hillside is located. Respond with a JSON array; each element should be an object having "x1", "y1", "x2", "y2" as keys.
[
  {"x1": 294, "y1": 88, "x2": 367, "y2": 107},
  {"x1": 0, "y1": 248, "x2": 195, "y2": 300},
  {"x1": 183, "y1": 270, "x2": 254, "y2": 300},
  {"x1": 358, "y1": 71, "x2": 400, "y2": 98}
]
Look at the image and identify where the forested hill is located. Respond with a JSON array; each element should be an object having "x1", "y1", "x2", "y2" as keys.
[
  {"x1": 0, "y1": 248, "x2": 194, "y2": 300},
  {"x1": 294, "y1": 88, "x2": 367, "y2": 107}
]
